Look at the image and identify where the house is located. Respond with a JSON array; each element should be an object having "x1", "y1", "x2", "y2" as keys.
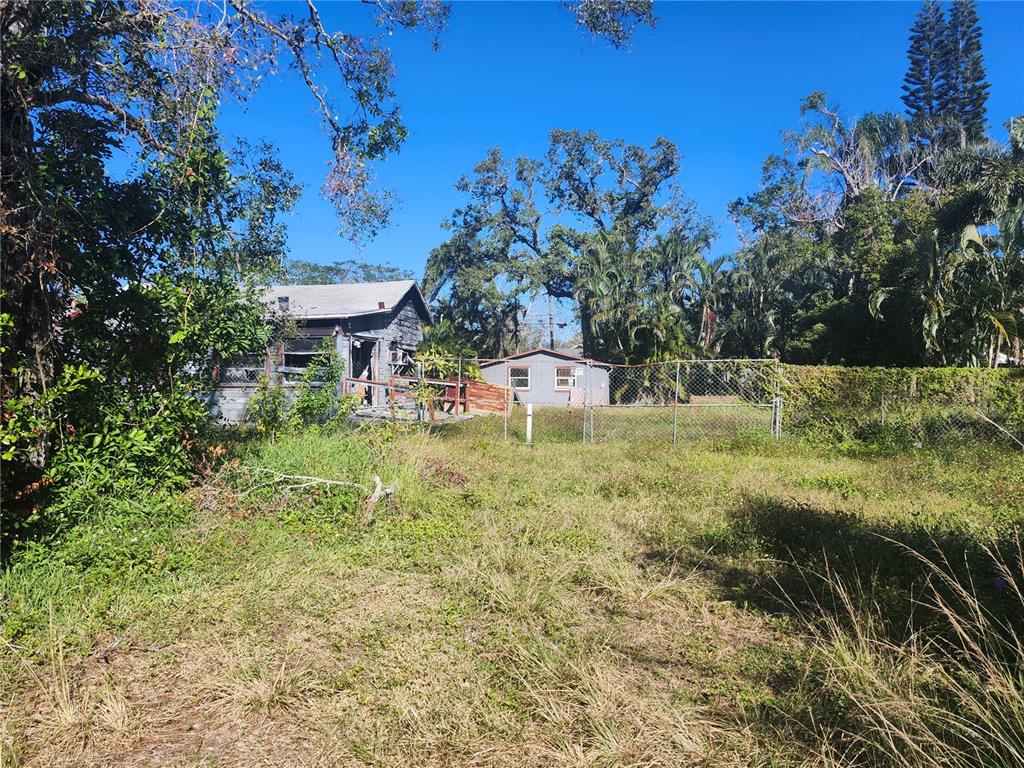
[
  {"x1": 211, "y1": 280, "x2": 432, "y2": 422},
  {"x1": 478, "y1": 348, "x2": 610, "y2": 406}
]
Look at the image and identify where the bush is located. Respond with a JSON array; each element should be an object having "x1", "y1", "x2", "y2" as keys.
[
  {"x1": 245, "y1": 374, "x2": 288, "y2": 436},
  {"x1": 3, "y1": 377, "x2": 213, "y2": 554},
  {"x1": 780, "y1": 365, "x2": 1024, "y2": 449},
  {"x1": 244, "y1": 340, "x2": 359, "y2": 436}
]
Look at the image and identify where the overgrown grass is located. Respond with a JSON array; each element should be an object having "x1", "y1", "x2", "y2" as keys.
[
  {"x1": 809, "y1": 544, "x2": 1024, "y2": 768},
  {"x1": 2, "y1": 421, "x2": 1021, "y2": 766}
]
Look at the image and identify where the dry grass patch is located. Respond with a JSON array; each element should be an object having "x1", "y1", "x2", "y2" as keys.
[{"x1": 6, "y1": 428, "x2": 1020, "y2": 767}]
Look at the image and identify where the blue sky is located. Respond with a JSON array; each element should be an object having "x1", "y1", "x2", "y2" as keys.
[{"x1": 219, "y1": 1, "x2": 1024, "y2": 281}]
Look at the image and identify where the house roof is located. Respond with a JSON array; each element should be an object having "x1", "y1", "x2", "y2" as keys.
[
  {"x1": 263, "y1": 280, "x2": 432, "y2": 323},
  {"x1": 479, "y1": 348, "x2": 608, "y2": 368}
]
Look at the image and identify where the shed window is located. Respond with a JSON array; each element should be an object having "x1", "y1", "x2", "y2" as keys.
[
  {"x1": 509, "y1": 366, "x2": 530, "y2": 390},
  {"x1": 555, "y1": 367, "x2": 578, "y2": 389}
]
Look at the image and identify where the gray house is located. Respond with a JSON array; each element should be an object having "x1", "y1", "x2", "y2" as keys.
[
  {"x1": 212, "y1": 280, "x2": 432, "y2": 422},
  {"x1": 479, "y1": 348, "x2": 610, "y2": 406}
]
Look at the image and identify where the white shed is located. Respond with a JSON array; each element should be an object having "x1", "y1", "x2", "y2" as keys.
[{"x1": 478, "y1": 349, "x2": 610, "y2": 406}]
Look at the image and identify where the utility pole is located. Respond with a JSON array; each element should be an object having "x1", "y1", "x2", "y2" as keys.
[{"x1": 547, "y1": 294, "x2": 555, "y2": 350}]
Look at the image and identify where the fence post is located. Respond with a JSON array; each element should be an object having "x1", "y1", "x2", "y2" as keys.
[
  {"x1": 503, "y1": 359, "x2": 509, "y2": 441},
  {"x1": 526, "y1": 403, "x2": 533, "y2": 444},
  {"x1": 455, "y1": 356, "x2": 462, "y2": 417},
  {"x1": 672, "y1": 360, "x2": 681, "y2": 445},
  {"x1": 880, "y1": 395, "x2": 886, "y2": 427},
  {"x1": 771, "y1": 396, "x2": 783, "y2": 439},
  {"x1": 588, "y1": 360, "x2": 595, "y2": 443},
  {"x1": 416, "y1": 361, "x2": 424, "y2": 422},
  {"x1": 585, "y1": 360, "x2": 593, "y2": 444}
]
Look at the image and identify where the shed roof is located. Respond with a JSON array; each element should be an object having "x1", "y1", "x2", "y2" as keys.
[
  {"x1": 263, "y1": 280, "x2": 432, "y2": 323},
  {"x1": 478, "y1": 348, "x2": 608, "y2": 368}
]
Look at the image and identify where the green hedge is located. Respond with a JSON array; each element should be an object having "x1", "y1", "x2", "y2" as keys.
[{"x1": 779, "y1": 365, "x2": 1024, "y2": 447}]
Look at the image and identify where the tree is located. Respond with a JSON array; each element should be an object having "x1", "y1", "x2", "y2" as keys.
[
  {"x1": 785, "y1": 94, "x2": 933, "y2": 227},
  {"x1": 902, "y1": 0, "x2": 948, "y2": 139},
  {"x1": 941, "y1": 0, "x2": 989, "y2": 147},
  {"x1": 425, "y1": 130, "x2": 713, "y2": 362},
  {"x1": 0, "y1": 0, "x2": 659, "y2": 542},
  {"x1": 573, "y1": 231, "x2": 697, "y2": 363},
  {"x1": 282, "y1": 259, "x2": 412, "y2": 284},
  {"x1": 1, "y1": 2, "x2": 446, "y2": 414},
  {"x1": 562, "y1": 0, "x2": 655, "y2": 48},
  {"x1": 0, "y1": 0, "x2": 452, "y2": 526}
]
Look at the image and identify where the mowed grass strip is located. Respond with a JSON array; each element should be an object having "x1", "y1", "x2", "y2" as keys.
[{"x1": 2, "y1": 426, "x2": 1021, "y2": 766}]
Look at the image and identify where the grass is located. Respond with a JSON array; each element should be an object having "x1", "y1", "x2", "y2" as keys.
[
  {"x1": 1, "y1": 420, "x2": 1022, "y2": 766},
  {"x1": 485, "y1": 403, "x2": 774, "y2": 443}
]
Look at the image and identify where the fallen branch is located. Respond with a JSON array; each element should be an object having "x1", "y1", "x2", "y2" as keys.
[
  {"x1": 231, "y1": 465, "x2": 394, "y2": 521},
  {"x1": 361, "y1": 474, "x2": 391, "y2": 525},
  {"x1": 232, "y1": 464, "x2": 369, "y2": 497},
  {"x1": 974, "y1": 409, "x2": 1024, "y2": 451}
]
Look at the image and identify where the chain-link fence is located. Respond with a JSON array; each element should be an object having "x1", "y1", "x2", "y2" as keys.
[
  {"x1": 588, "y1": 359, "x2": 781, "y2": 443},
  {"x1": 375, "y1": 356, "x2": 1022, "y2": 450},
  {"x1": 377, "y1": 355, "x2": 783, "y2": 444},
  {"x1": 781, "y1": 366, "x2": 1024, "y2": 450},
  {"x1": 216, "y1": 349, "x2": 1023, "y2": 449}
]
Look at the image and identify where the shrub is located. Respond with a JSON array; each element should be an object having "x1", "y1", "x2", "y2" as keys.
[
  {"x1": 244, "y1": 340, "x2": 359, "y2": 436},
  {"x1": 245, "y1": 374, "x2": 288, "y2": 436},
  {"x1": 780, "y1": 365, "x2": 1024, "y2": 449}
]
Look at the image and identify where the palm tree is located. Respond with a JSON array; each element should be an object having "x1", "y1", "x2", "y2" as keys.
[{"x1": 574, "y1": 232, "x2": 697, "y2": 364}]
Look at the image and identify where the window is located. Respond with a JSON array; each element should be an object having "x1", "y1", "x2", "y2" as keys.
[
  {"x1": 509, "y1": 366, "x2": 530, "y2": 390},
  {"x1": 555, "y1": 366, "x2": 578, "y2": 389}
]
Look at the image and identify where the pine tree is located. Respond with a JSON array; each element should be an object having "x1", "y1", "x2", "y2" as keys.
[
  {"x1": 941, "y1": 0, "x2": 990, "y2": 146},
  {"x1": 901, "y1": 0, "x2": 947, "y2": 136}
]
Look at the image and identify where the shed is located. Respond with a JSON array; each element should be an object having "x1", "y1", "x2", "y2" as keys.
[{"x1": 478, "y1": 348, "x2": 610, "y2": 406}]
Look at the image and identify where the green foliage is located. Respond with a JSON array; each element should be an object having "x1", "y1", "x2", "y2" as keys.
[
  {"x1": 0, "y1": 0, "x2": 453, "y2": 543},
  {"x1": 282, "y1": 258, "x2": 412, "y2": 284},
  {"x1": 426, "y1": 130, "x2": 713, "y2": 361},
  {"x1": 0, "y1": 360, "x2": 101, "y2": 466},
  {"x1": 781, "y1": 364, "x2": 1024, "y2": 448},
  {"x1": 902, "y1": 0, "x2": 947, "y2": 130},
  {"x1": 417, "y1": 343, "x2": 481, "y2": 380},
  {"x1": 724, "y1": 83, "x2": 1019, "y2": 367},
  {"x1": 245, "y1": 341, "x2": 359, "y2": 437},
  {"x1": 942, "y1": 0, "x2": 989, "y2": 146},
  {"x1": 287, "y1": 342, "x2": 352, "y2": 429},
  {"x1": 244, "y1": 376, "x2": 289, "y2": 438},
  {"x1": 563, "y1": 0, "x2": 655, "y2": 49}
]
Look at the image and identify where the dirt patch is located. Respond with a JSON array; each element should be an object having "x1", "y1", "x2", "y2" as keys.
[{"x1": 420, "y1": 456, "x2": 470, "y2": 487}]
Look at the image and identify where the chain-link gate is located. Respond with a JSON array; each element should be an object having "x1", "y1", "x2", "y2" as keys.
[{"x1": 581, "y1": 359, "x2": 782, "y2": 444}]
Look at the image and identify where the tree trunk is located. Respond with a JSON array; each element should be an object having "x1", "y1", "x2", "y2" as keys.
[
  {"x1": 2, "y1": 2, "x2": 58, "y2": 513},
  {"x1": 579, "y1": 300, "x2": 595, "y2": 359}
]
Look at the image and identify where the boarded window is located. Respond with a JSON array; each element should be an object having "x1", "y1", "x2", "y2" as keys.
[
  {"x1": 555, "y1": 367, "x2": 578, "y2": 389},
  {"x1": 509, "y1": 366, "x2": 530, "y2": 389}
]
